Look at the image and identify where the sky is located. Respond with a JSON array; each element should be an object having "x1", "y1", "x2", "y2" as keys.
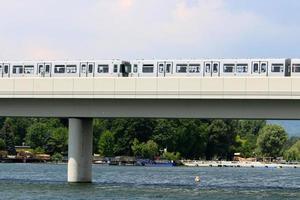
[
  {"x1": 0, "y1": 0, "x2": 300, "y2": 60},
  {"x1": 0, "y1": 0, "x2": 300, "y2": 136}
]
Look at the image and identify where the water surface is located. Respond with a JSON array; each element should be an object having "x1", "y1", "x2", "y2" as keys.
[{"x1": 0, "y1": 163, "x2": 299, "y2": 199}]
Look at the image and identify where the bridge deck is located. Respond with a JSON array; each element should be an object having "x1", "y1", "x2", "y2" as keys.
[{"x1": 0, "y1": 77, "x2": 299, "y2": 99}]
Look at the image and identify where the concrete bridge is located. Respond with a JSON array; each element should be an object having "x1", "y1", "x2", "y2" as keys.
[{"x1": 1, "y1": 77, "x2": 300, "y2": 182}]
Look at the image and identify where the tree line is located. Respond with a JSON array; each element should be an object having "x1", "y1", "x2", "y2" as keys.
[{"x1": 0, "y1": 117, "x2": 299, "y2": 161}]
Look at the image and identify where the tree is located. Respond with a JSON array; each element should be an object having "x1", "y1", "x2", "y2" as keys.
[
  {"x1": 98, "y1": 130, "x2": 115, "y2": 157},
  {"x1": 0, "y1": 138, "x2": 6, "y2": 150},
  {"x1": 144, "y1": 140, "x2": 159, "y2": 159},
  {"x1": 9, "y1": 118, "x2": 34, "y2": 145},
  {"x1": 152, "y1": 119, "x2": 178, "y2": 152},
  {"x1": 93, "y1": 119, "x2": 111, "y2": 153},
  {"x1": 131, "y1": 138, "x2": 143, "y2": 157},
  {"x1": 25, "y1": 122, "x2": 52, "y2": 151},
  {"x1": 112, "y1": 119, "x2": 156, "y2": 155},
  {"x1": 256, "y1": 124, "x2": 288, "y2": 157},
  {"x1": 284, "y1": 140, "x2": 300, "y2": 161},
  {"x1": 51, "y1": 152, "x2": 64, "y2": 163},
  {"x1": 131, "y1": 139, "x2": 158, "y2": 159},
  {"x1": 162, "y1": 151, "x2": 181, "y2": 161},
  {"x1": 175, "y1": 119, "x2": 208, "y2": 159},
  {"x1": 46, "y1": 127, "x2": 68, "y2": 154},
  {"x1": 0, "y1": 118, "x2": 16, "y2": 154},
  {"x1": 205, "y1": 120, "x2": 238, "y2": 160}
]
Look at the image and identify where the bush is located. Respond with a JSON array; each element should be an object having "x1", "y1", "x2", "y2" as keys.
[
  {"x1": 284, "y1": 141, "x2": 300, "y2": 161},
  {"x1": 162, "y1": 151, "x2": 181, "y2": 161},
  {"x1": 51, "y1": 152, "x2": 63, "y2": 163}
]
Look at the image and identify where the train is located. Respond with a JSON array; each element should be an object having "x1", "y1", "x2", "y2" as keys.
[{"x1": 1, "y1": 58, "x2": 300, "y2": 77}]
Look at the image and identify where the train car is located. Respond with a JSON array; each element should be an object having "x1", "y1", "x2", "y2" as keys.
[
  {"x1": 0, "y1": 58, "x2": 294, "y2": 78},
  {"x1": 291, "y1": 59, "x2": 300, "y2": 77}
]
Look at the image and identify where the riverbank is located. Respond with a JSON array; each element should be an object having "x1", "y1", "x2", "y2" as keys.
[{"x1": 182, "y1": 160, "x2": 300, "y2": 168}]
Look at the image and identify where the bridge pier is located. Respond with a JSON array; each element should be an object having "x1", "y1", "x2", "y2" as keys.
[{"x1": 68, "y1": 118, "x2": 93, "y2": 183}]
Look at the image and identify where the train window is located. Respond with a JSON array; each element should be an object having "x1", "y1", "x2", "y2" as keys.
[
  {"x1": 81, "y1": 64, "x2": 87, "y2": 73},
  {"x1": 271, "y1": 63, "x2": 283, "y2": 73},
  {"x1": 261, "y1": 63, "x2": 267, "y2": 73},
  {"x1": 158, "y1": 63, "x2": 164, "y2": 73},
  {"x1": 0, "y1": 65, "x2": 2, "y2": 70},
  {"x1": 166, "y1": 63, "x2": 172, "y2": 73},
  {"x1": 4, "y1": 65, "x2": 9, "y2": 74},
  {"x1": 292, "y1": 64, "x2": 300, "y2": 72},
  {"x1": 223, "y1": 64, "x2": 235, "y2": 73},
  {"x1": 176, "y1": 64, "x2": 187, "y2": 73},
  {"x1": 13, "y1": 65, "x2": 23, "y2": 74},
  {"x1": 213, "y1": 63, "x2": 219, "y2": 73},
  {"x1": 66, "y1": 65, "x2": 77, "y2": 73},
  {"x1": 97, "y1": 65, "x2": 109, "y2": 73},
  {"x1": 54, "y1": 65, "x2": 65, "y2": 73},
  {"x1": 205, "y1": 63, "x2": 211, "y2": 73},
  {"x1": 133, "y1": 64, "x2": 138, "y2": 73},
  {"x1": 24, "y1": 65, "x2": 34, "y2": 74},
  {"x1": 113, "y1": 64, "x2": 118, "y2": 73},
  {"x1": 236, "y1": 64, "x2": 248, "y2": 73},
  {"x1": 189, "y1": 64, "x2": 200, "y2": 73},
  {"x1": 142, "y1": 64, "x2": 154, "y2": 73},
  {"x1": 88, "y1": 64, "x2": 93, "y2": 73},
  {"x1": 125, "y1": 64, "x2": 131, "y2": 73},
  {"x1": 252, "y1": 63, "x2": 259, "y2": 73}
]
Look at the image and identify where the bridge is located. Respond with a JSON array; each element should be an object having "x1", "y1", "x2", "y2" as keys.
[{"x1": 1, "y1": 77, "x2": 300, "y2": 182}]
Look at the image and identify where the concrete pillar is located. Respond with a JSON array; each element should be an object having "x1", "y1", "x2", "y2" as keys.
[{"x1": 68, "y1": 118, "x2": 93, "y2": 183}]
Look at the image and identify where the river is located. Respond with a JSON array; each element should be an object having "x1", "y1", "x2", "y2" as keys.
[{"x1": 0, "y1": 163, "x2": 299, "y2": 199}]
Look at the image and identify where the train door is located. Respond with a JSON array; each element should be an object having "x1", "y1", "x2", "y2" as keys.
[
  {"x1": 38, "y1": 63, "x2": 51, "y2": 77},
  {"x1": 260, "y1": 61, "x2": 268, "y2": 76},
  {"x1": 212, "y1": 61, "x2": 220, "y2": 77},
  {"x1": 0, "y1": 64, "x2": 3, "y2": 77},
  {"x1": 251, "y1": 61, "x2": 268, "y2": 76},
  {"x1": 157, "y1": 61, "x2": 172, "y2": 77},
  {"x1": 204, "y1": 62, "x2": 211, "y2": 77},
  {"x1": 87, "y1": 62, "x2": 94, "y2": 77},
  {"x1": 80, "y1": 62, "x2": 87, "y2": 77},
  {"x1": 3, "y1": 63, "x2": 10, "y2": 77}
]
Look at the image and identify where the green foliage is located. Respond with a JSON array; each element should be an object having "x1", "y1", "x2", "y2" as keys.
[
  {"x1": 34, "y1": 146, "x2": 45, "y2": 154},
  {"x1": 112, "y1": 119, "x2": 156, "y2": 155},
  {"x1": 51, "y1": 152, "x2": 64, "y2": 163},
  {"x1": 283, "y1": 136, "x2": 300, "y2": 151},
  {"x1": 25, "y1": 119, "x2": 66, "y2": 154},
  {"x1": 256, "y1": 124, "x2": 288, "y2": 157},
  {"x1": 144, "y1": 140, "x2": 159, "y2": 159},
  {"x1": 284, "y1": 140, "x2": 300, "y2": 161},
  {"x1": 93, "y1": 119, "x2": 111, "y2": 153},
  {"x1": 0, "y1": 118, "x2": 16, "y2": 154},
  {"x1": 0, "y1": 116, "x2": 293, "y2": 160},
  {"x1": 46, "y1": 127, "x2": 68, "y2": 154},
  {"x1": 131, "y1": 138, "x2": 143, "y2": 157},
  {"x1": 25, "y1": 122, "x2": 52, "y2": 150},
  {"x1": 0, "y1": 138, "x2": 6, "y2": 150},
  {"x1": 162, "y1": 151, "x2": 181, "y2": 161},
  {"x1": 205, "y1": 120, "x2": 238, "y2": 160},
  {"x1": 131, "y1": 139, "x2": 158, "y2": 159},
  {"x1": 98, "y1": 130, "x2": 115, "y2": 157}
]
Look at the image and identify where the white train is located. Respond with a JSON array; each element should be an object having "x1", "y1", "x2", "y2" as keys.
[{"x1": 0, "y1": 58, "x2": 300, "y2": 77}]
